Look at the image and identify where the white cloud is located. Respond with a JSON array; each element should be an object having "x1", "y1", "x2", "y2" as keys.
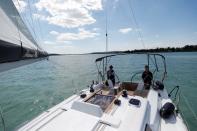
[
  {"x1": 82, "y1": 0, "x2": 103, "y2": 10},
  {"x1": 42, "y1": 41, "x2": 76, "y2": 54},
  {"x1": 13, "y1": 0, "x2": 27, "y2": 13},
  {"x1": 56, "y1": 28, "x2": 99, "y2": 42},
  {"x1": 44, "y1": 40, "x2": 71, "y2": 45},
  {"x1": 33, "y1": 13, "x2": 46, "y2": 21},
  {"x1": 43, "y1": 40, "x2": 54, "y2": 45},
  {"x1": 119, "y1": 28, "x2": 132, "y2": 34},
  {"x1": 35, "y1": 0, "x2": 103, "y2": 28},
  {"x1": 93, "y1": 28, "x2": 100, "y2": 31},
  {"x1": 50, "y1": 31, "x2": 59, "y2": 35}
]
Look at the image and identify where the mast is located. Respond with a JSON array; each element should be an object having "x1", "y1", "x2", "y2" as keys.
[
  {"x1": 105, "y1": 9, "x2": 108, "y2": 53},
  {"x1": 105, "y1": 3, "x2": 108, "y2": 79}
]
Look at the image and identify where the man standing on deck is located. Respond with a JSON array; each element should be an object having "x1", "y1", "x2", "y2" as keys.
[
  {"x1": 142, "y1": 65, "x2": 153, "y2": 89},
  {"x1": 107, "y1": 65, "x2": 115, "y2": 86}
]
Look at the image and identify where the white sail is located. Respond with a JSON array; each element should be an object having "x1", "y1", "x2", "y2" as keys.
[
  {"x1": 0, "y1": 7, "x2": 37, "y2": 50},
  {"x1": 0, "y1": 0, "x2": 47, "y2": 72}
]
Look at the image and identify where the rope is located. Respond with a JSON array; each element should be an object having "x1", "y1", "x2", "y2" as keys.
[
  {"x1": 182, "y1": 93, "x2": 197, "y2": 121},
  {"x1": 27, "y1": 0, "x2": 39, "y2": 45},
  {"x1": 16, "y1": 0, "x2": 40, "y2": 50},
  {"x1": 175, "y1": 90, "x2": 190, "y2": 131},
  {"x1": 127, "y1": 0, "x2": 146, "y2": 49},
  {"x1": 178, "y1": 92, "x2": 191, "y2": 131},
  {"x1": 168, "y1": 60, "x2": 197, "y2": 130},
  {"x1": 33, "y1": 0, "x2": 45, "y2": 48}
]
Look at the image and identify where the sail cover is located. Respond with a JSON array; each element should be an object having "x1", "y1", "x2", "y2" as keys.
[{"x1": 0, "y1": 0, "x2": 47, "y2": 64}]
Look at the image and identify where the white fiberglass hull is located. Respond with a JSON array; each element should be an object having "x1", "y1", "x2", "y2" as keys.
[{"x1": 17, "y1": 83, "x2": 188, "y2": 131}]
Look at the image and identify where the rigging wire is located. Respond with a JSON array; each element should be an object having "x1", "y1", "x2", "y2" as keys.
[
  {"x1": 15, "y1": 0, "x2": 24, "y2": 57},
  {"x1": 168, "y1": 62, "x2": 197, "y2": 130},
  {"x1": 27, "y1": 0, "x2": 39, "y2": 46},
  {"x1": 27, "y1": 0, "x2": 45, "y2": 51},
  {"x1": 17, "y1": 0, "x2": 37, "y2": 48},
  {"x1": 175, "y1": 89, "x2": 192, "y2": 131},
  {"x1": 182, "y1": 92, "x2": 197, "y2": 121},
  {"x1": 16, "y1": 0, "x2": 34, "y2": 37},
  {"x1": 32, "y1": 0, "x2": 44, "y2": 49},
  {"x1": 127, "y1": 0, "x2": 146, "y2": 49},
  {"x1": 16, "y1": 0, "x2": 40, "y2": 50},
  {"x1": 15, "y1": 1, "x2": 22, "y2": 44},
  {"x1": 172, "y1": 72, "x2": 197, "y2": 120},
  {"x1": 27, "y1": 0, "x2": 44, "y2": 51}
]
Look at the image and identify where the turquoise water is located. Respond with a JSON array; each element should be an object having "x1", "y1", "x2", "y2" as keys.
[{"x1": 0, "y1": 52, "x2": 197, "y2": 131}]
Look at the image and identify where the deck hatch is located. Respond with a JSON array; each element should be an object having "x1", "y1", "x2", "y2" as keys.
[{"x1": 87, "y1": 94, "x2": 115, "y2": 111}]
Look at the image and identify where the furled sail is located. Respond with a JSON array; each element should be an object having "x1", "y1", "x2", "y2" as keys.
[{"x1": 0, "y1": 0, "x2": 47, "y2": 72}]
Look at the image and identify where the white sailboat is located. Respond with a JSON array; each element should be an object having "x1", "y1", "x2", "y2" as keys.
[{"x1": 17, "y1": 53, "x2": 188, "y2": 131}]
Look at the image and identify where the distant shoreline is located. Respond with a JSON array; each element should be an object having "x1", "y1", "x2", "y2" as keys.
[{"x1": 48, "y1": 45, "x2": 197, "y2": 56}]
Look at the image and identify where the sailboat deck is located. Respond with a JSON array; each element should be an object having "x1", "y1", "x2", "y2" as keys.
[{"x1": 18, "y1": 82, "x2": 188, "y2": 131}]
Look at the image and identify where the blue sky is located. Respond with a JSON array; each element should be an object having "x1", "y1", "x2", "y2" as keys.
[{"x1": 14, "y1": 0, "x2": 197, "y2": 54}]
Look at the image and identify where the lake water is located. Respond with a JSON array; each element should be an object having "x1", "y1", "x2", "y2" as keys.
[{"x1": 0, "y1": 52, "x2": 197, "y2": 131}]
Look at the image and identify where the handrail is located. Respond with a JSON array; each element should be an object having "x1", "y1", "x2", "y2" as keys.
[
  {"x1": 168, "y1": 86, "x2": 180, "y2": 101},
  {"x1": 115, "y1": 74, "x2": 120, "y2": 83},
  {"x1": 95, "y1": 53, "x2": 167, "y2": 83},
  {"x1": 147, "y1": 53, "x2": 167, "y2": 82},
  {"x1": 130, "y1": 71, "x2": 143, "y2": 83}
]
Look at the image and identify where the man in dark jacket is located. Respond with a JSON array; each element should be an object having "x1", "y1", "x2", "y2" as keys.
[
  {"x1": 142, "y1": 65, "x2": 153, "y2": 89},
  {"x1": 107, "y1": 65, "x2": 115, "y2": 86}
]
